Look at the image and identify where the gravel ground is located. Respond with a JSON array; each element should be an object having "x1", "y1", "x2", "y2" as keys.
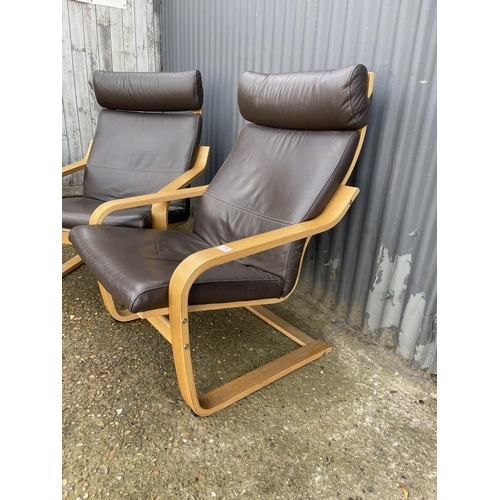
[{"x1": 62, "y1": 238, "x2": 437, "y2": 500}]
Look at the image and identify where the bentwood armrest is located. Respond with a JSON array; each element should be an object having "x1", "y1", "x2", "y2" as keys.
[
  {"x1": 167, "y1": 184, "x2": 359, "y2": 416},
  {"x1": 62, "y1": 142, "x2": 93, "y2": 177},
  {"x1": 88, "y1": 146, "x2": 209, "y2": 228},
  {"x1": 89, "y1": 185, "x2": 208, "y2": 225},
  {"x1": 169, "y1": 185, "x2": 360, "y2": 302},
  {"x1": 151, "y1": 146, "x2": 209, "y2": 229},
  {"x1": 158, "y1": 146, "x2": 209, "y2": 193}
]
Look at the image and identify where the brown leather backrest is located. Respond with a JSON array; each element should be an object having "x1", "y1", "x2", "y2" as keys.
[
  {"x1": 83, "y1": 70, "x2": 203, "y2": 204},
  {"x1": 193, "y1": 65, "x2": 371, "y2": 296}
]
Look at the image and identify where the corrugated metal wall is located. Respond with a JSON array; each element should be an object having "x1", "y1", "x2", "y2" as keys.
[
  {"x1": 161, "y1": 0, "x2": 437, "y2": 373},
  {"x1": 62, "y1": 0, "x2": 162, "y2": 196}
]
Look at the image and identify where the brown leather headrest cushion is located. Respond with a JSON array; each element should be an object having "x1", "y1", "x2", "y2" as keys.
[
  {"x1": 238, "y1": 64, "x2": 371, "y2": 130},
  {"x1": 93, "y1": 70, "x2": 203, "y2": 111}
]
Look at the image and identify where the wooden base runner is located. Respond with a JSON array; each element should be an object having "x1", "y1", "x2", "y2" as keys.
[
  {"x1": 197, "y1": 339, "x2": 331, "y2": 412},
  {"x1": 62, "y1": 255, "x2": 83, "y2": 277},
  {"x1": 143, "y1": 304, "x2": 332, "y2": 417}
]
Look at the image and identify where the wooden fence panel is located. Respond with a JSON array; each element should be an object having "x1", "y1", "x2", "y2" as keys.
[{"x1": 62, "y1": 0, "x2": 161, "y2": 196}]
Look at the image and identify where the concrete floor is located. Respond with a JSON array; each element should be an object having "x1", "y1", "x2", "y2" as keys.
[{"x1": 62, "y1": 245, "x2": 437, "y2": 500}]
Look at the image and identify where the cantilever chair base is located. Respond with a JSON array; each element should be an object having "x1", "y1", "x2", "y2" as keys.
[
  {"x1": 99, "y1": 280, "x2": 332, "y2": 417},
  {"x1": 154, "y1": 304, "x2": 332, "y2": 417}
]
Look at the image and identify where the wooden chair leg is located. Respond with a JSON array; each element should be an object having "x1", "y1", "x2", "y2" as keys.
[
  {"x1": 98, "y1": 283, "x2": 140, "y2": 322},
  {"x1": 62, "y1": 255, "x2": 84, "y2": 277},
  {"x1": 150, "y1": 305, "x2": 332, "y2": 417}
]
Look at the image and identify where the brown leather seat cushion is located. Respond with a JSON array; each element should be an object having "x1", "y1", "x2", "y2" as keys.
[{"x1": 69, "y1": 226, "x2": 283, "y2": 313}]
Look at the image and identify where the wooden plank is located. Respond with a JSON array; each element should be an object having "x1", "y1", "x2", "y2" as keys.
[
  {"x1": 110, "y1": 5, "x2": 125, "y2": 71},
  {"x1": 62, "y1": 0, "x2": 83, "y2": 166},
  {"x1": 82, "y1": 4, "x2": 101, "y2": 131},
  {"x1": 122, "y1": 0, "x2": 137, "y2": 71},
  {"x1": 68, "y1": 1, "x2": 95, "y2": 156},
  {"x1": 62, "y1": 109, "x2": 71, "y2": 186},
  {"x1": 146, "y1": 0, "x2": 157, "y2": 71},
  {"x1": 134, "y1": 0, "x2": 149, "y2": 72},
  {"x1": 96, "y1": 6, "x2": 113, "y2": 70}
]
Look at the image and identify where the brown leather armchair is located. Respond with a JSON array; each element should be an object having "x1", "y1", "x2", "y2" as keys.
[
  {"x1": 62, "y1": 70, "x2": 209, "y2": 276},
  {"x1": 69, "y1": 65, "x2": 374, "y2": 416}
]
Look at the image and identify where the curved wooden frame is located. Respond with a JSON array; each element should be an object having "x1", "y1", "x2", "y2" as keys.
[
  {"x1": 87, "y1": 73, "x2": 374, "y2": 416},
  {"x1": 62, "y1": 134, "x2": 210, "y2": 276},
  {"x1": 97, "y1": 182, "x2": 359, "y2": 416}
]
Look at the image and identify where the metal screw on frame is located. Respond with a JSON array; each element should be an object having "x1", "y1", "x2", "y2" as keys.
[{"x1": 380, "y1": 290, "x2": 395, "y2": 301}]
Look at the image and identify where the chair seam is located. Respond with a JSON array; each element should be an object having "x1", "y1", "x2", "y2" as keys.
[
  {"x1": 86, "y1": 163, "x2": 187, "y2": 174},
  {"x1": 280, "y1": 131, "x2": 359, "y2": 294},
  {"x1": 203, "y1": 192, "x2": 292, "y2": 227},
  {"x1": 347, "y1": 65, "x2": 364, "y2": 128},
  {"x1": 185, "y1": 115, "x2": 201, "y2": 170},
  {"x1": 299, "y1": 131, "x2": 358, "y2": 225},
  {"x1": 201, "y1": 192, "x2": 295, "y2": 298}
]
